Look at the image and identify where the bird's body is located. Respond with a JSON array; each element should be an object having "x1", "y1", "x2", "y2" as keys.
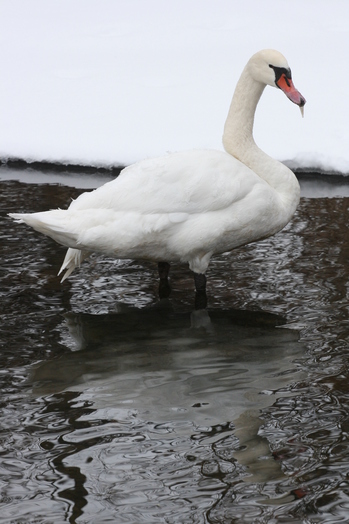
[{"x1": 10, "y1": 49, "x2": 306, "y2": 295}]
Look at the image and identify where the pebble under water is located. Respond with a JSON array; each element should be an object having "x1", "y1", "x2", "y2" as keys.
[{"x1": 1, "y1": 168, "x2": 349, "y2": 523}]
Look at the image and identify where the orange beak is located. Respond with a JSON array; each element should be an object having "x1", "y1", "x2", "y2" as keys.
[{"x1": 276, "y1": 73, "x2": 306, "y2": 108}]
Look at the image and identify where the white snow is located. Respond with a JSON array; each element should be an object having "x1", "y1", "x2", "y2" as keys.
[{"x1": 1, "y1": 0, "x2": 349, "y2": 173}]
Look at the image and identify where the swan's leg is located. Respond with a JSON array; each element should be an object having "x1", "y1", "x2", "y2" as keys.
[
  {"x1": 194, "y1": 272, "x2": 207, "y2": 310},
  {"x1": 158, "y1": 261, "x2": 170, "y2": 280},
  {"x1": 158, "y1": 262, "x2": 171, "y2": 298},
  {"x1": 194, "y1": 272, "x2": 206, "y2": 292}
]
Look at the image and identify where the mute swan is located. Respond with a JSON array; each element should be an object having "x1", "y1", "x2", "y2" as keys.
[{"x1": 9, "y1": 49, "x2": 305, "y2": 299}]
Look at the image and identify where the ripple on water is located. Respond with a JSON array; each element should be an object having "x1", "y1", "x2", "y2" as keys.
[{"x1": 1, "y1": 174, "x2": 349, "y2": 522}]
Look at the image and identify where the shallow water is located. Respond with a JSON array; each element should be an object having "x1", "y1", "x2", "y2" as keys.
[{"x1": 1, "y1": 168, "x2": 349, "y2": 523}]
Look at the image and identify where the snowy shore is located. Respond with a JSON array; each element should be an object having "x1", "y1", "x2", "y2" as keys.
[{"x1": 1, "y1": 1, "x2": 349, "y2": 174}]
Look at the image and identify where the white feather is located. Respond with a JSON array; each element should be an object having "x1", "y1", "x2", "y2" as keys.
[{"x1": 9, "y1": 49, "x2": 304, "y2": 282}]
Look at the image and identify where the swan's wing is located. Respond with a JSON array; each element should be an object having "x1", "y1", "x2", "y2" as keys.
[
  {"x1": 69, "y1": 150, "x2": 262, "y2": 214},
  {"x1": 9, "y1": 150, "x2": 274, "y2": 264}
]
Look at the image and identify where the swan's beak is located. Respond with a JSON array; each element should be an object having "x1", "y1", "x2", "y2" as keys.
[{"x1": 276, "y1": 74, "x2": 306, "y2": 114}]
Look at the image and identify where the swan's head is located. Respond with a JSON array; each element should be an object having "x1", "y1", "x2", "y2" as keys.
[{"x1": 248, "y1": 49, "x2": 306, "y2": 111}]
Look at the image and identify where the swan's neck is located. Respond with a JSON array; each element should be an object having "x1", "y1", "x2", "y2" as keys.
[
  {"x1": 222, "y1": 65, "x2": 300, "y2": 215},
  {"x1": 223, "y1": 66, "x2": 264, "y2": 156}
]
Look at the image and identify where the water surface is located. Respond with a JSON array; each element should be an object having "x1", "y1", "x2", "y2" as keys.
[{"x1": 1, "y1": 168, "x2": 349, "y2": 523}]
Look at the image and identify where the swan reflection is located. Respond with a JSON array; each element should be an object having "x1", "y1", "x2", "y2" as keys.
[{"x1": 31, "y1": 304, "x2": 304, "y2": 485}]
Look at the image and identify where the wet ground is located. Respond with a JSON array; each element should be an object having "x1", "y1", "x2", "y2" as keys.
[{"x1": 1, "y1": 166, "x2": 349, "y2": 523}]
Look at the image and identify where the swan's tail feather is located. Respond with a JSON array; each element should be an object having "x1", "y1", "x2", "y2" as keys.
[
  {"x1": 58, "y1": 248, "x2": 89, "y2": 282},
  {"x1": 8, "y1": 211, "x2": 79, "y2": 247},
  {"x1": 9, "y1": 212, "x2": 88, "y2": 282}
]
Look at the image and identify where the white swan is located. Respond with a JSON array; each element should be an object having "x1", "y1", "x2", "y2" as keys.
[{"x1": 9, "y1": 49, "x2": 305, "y2": 296}]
